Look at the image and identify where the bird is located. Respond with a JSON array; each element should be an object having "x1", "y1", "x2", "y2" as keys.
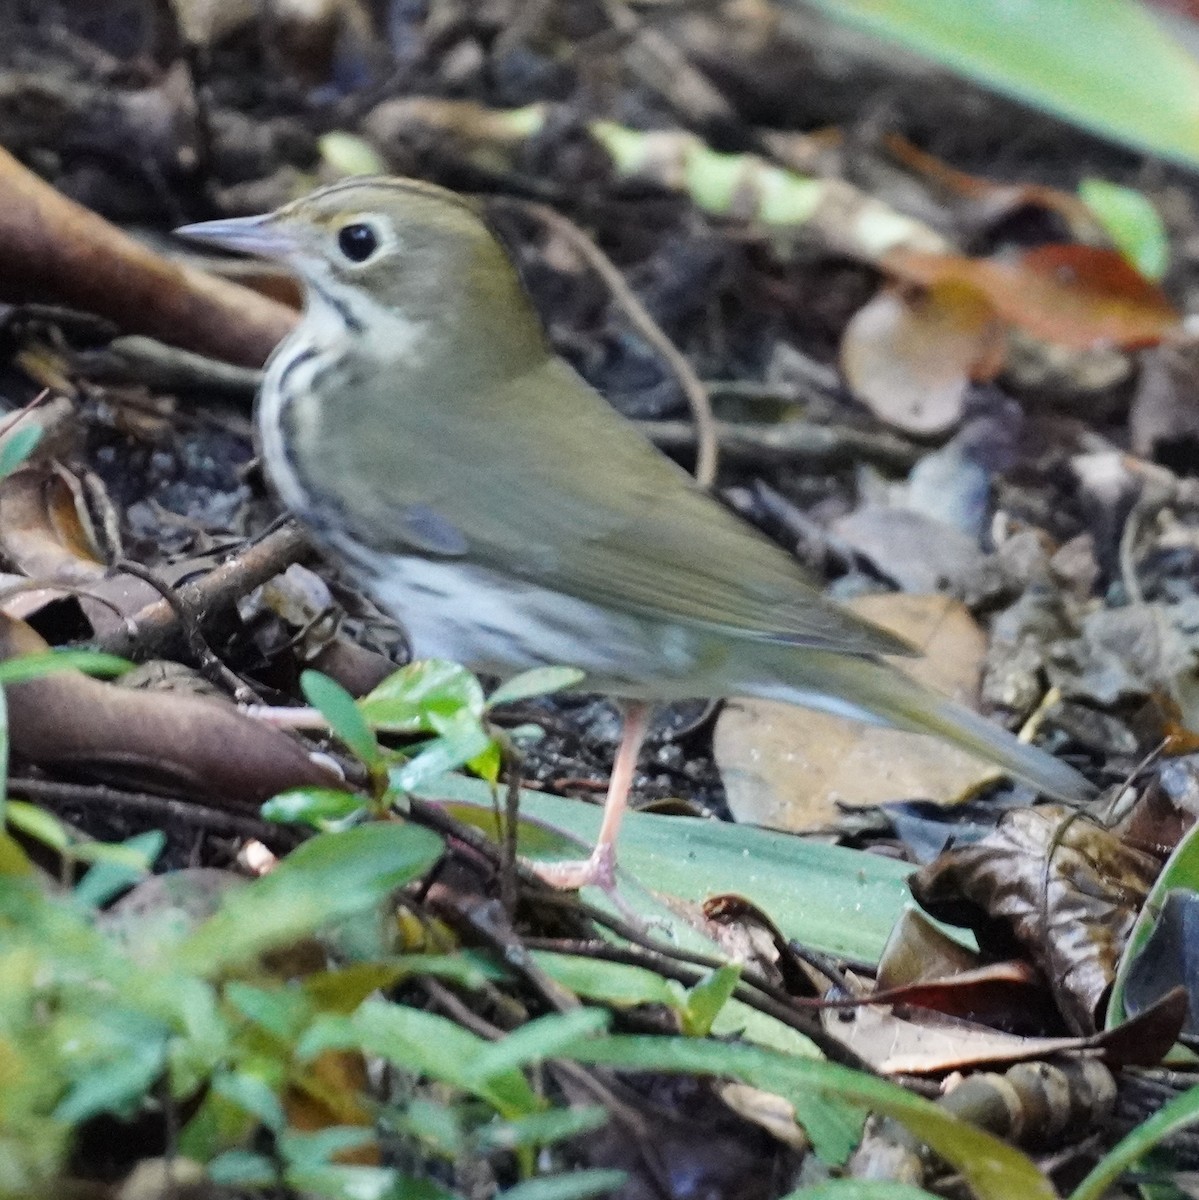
[{"x1": 177, "y1": 177, "x2": 1094, "y2": 892}]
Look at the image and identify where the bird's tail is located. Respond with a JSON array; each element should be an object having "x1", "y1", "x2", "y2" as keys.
[{"x1": 753, "y1": 648, "x2": 1094, "y2": 803}]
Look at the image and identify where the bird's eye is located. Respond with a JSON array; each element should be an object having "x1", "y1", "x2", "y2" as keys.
[{"x1": 337, "y1": 222, "x2": 379, "y2": 263}]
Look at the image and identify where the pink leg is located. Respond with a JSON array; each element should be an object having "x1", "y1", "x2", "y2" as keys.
[{"x1": 533, "y1": 701, "x2": 652, "y2": 894}]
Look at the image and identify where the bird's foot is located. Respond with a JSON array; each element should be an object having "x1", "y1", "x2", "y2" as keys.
[{"x1": 530, "y1": 841, "x2": 617, "y2": 894}]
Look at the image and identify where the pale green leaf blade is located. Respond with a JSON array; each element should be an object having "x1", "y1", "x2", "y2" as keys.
[
  {"x1": 488, "y1": 667, "x2": 585, "y2": 708},
  {"x1": 803, "y1": 0, "x2": 1199, "y2": 170},
  {"x1": 174, "y1": 823, "x2": 443, "y2": 974},
  {"x1": 1079, "y1": 178, "x2": 1170, "y2": 279},
  {"x1": 301, "y1": 670, "x2": 379, "y2": 766}
]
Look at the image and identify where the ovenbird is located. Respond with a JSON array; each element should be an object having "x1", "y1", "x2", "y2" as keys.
[{"x1": 178, "y1": 177, "x2": 1093, "y2": 890}]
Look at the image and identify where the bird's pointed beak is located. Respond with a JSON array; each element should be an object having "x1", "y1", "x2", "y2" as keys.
[{"x1": 174, "y1": 213, "x2": 298, "y2": 260}]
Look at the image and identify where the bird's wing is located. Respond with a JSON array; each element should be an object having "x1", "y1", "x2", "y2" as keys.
[{"x1": 332, "y1": 356, "x2": 913, "y2": 659}]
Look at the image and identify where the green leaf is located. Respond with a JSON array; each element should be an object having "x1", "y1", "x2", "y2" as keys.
[
  {"x1": 390, "y1": 713, "x2": 494, "y2": 794},
  {"x1": 779, "y1": 1184, "x2": 943, "y2": 1200},
  {"x1": 0, "y1": 650, "x2": 130, "y2": 685},
  {"x1": 477, "y1": 1106, "x2": 610, "y2": 1152},
  {"x1": 468, "y1": 738, "x2": 503, "y2": 786},
  {"x1": 277, "y1": 1126, "x2": 379, "y2": 1170},
  {"x1": 531, "y1": 951, "x2": 683, "y2": 1010},
  {"x1": 359, "y1": 660, "x2": 485, "y2": 733},
  {"x1": 73, "y1": 830, "x2": 164, "y2": 908},
  {"x1": 207, "y1": 1149, "x2": 277, "y2": 1186},
  {"x1": 261, "y1": 787, "x2": 367, "y2": 828},
  {"x1": 53, "y1": 1013, "x2": 170, "y2": 1123},
  {"x1": 682, "y1": 965, "x2": 741, "y2": 1037},
  {"x1": 500, "y1": 1170, "x2": 628, "y2": 1200},
  {"x1": 562, "y1": 1036, "x2": 1054, "y2": 1193},
  {"x1": 300, "y1": 999, "x2": 542, "y2": 1118},
  {"x1": 6, "y1": 800, "x2": 69, "y2": 850},
  {"x1": 173, "y1": 823, "x2": 443, "y2": 974},
  {"x1": 0, "y1": 423, "x2": 42, "y2": 479},
  {"x1": 213, "y1": 1070, "x2": 287, "y2": 1133},
  {"x1": 225, "y1": 981, "x2": 314, "y2": 1040},
  {"x1": 464, "y1": 1009, "x2": 610, "y2": 1083},
  {"x1": 1069, "y1": 1084, "x2": 1199, "y2": 1200},
  {"x1": 804, "y1": 0, "x2": 1199, "y2": 170},
  {"x1": 1079, "y1": 179, "x2": 1170, "y2": 280},
  {"x1": 488, "y1": 667, "x2": 585, "y2": 708},
  {"x1": 302, "y1": 670, "x2": 381, "y2": 766}
]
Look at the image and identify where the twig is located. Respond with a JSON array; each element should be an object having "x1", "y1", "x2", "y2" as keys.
[
  {"x1": 489, "y1": 195, "x2": 719, "y2": 487},
  {"x1": 92, "y1": 520, "x2": 310, "y2": 659},
  {"x1": 7, "y1": 776, "x2": 299, "y2": 846},
  {"x1": 640, "y1": 416, "x2": 920, "y2": 471},
  {"x1": 113, "y1": 557, "x2": 263, "y2": 704}
]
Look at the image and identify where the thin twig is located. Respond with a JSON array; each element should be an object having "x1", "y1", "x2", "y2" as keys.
[
  {"x1": 113, "y1": 557, "x2": 262, "y2": 704},
  {"x1": 639, "y1": 416, "x2": 920, "y2": 472},
  {"x1": 489, "y1": 195, "x2": 719, "y2": 487},
  {"x1": 93, "y1": 520, "x2": 310, "y2": 659},
  {"x1": 7, "y1": 776, "x2": 299, "y2": 846}
]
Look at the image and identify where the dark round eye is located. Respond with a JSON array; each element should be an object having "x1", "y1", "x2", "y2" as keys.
[{"x1": 337, "y1": 222, "x2": 378, "y2": 263}]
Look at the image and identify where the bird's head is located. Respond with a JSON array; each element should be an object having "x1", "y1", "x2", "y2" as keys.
[{"x1": 177, "y1": 177, "x2": 535, "y2": 337}]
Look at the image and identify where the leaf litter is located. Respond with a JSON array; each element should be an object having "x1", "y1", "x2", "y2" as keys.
[{"x1": 2, "y1": 2, "x2": 1199, "y2": 1197}]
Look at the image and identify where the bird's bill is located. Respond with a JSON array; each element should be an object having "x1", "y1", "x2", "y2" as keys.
[{"x1": 174, "y1": 214, "x2": 297, "y2": 259}]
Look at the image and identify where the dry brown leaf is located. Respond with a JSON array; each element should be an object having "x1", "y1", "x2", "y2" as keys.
[
  {"x1": 0, "y1": 613, "x2": 337, "y2": 804},
  {"x1": 840, "y1": 279, "x2": 1005, "y2": 435},
  {"x1": 884, "y1": 244, "x2": 1181, "y2": 351},
  {"x1": 828, "y1": 985, "x2": 1183, "y2": 1075},
  {"x1": 884, "y1": 133, "x2": 1103, "y2": 238},
  {"x1": 0, "y1": 147, "x2": 295, "y2": 367},
  {"x1": 714, "y1": 593, "x2": 1001, "y2": 828},
  {"x1": 0, "y1": 466, "x2": 161, "y2": 636},
  {"x1": 911, "y1": 805, "x2": 1161, "y2": 1034}
]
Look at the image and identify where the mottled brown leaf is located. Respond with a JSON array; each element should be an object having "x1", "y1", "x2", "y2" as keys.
[{"x1": 912, "y1": 805, "x2": 1161, "y2": 1033}]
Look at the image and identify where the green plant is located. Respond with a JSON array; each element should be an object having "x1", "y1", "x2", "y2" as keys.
[{"x1": 266, "y1": 661, "x2": 583, "y2": 829}]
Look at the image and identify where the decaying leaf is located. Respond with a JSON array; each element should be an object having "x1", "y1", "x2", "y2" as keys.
[
  {"x1": 911, "y1": 805, "x2": 1161, "y2": 1034},
  {"x1": 831, "y1": 507, "x2": 987, "y2": 594},
  {"x1": 0, "y1": 613, "x2": 338, "y2": 804},
  {"x1": 715, "y1": 594, "x2": 1002, "y2": 827},
  {"x1": 0, "y1": 147, "x2": 295, "y2": 367},
  {"x1": 840, "y1": 279, "x2": 1005, "y2": 435},
  {"x1": 0, "y1": 465, "x2": 162, "y2": 636},
  {"x1": 828, "y1": 981, "x2": 1183, "y2": 1075},
  {"x1": 884, "y1": 133, "x2": 1104, "y2": 240},
  {"x1": 884, "y1": 244, "x2": 1180, "y2": 351}
]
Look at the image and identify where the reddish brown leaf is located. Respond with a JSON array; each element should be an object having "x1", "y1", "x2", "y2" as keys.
[
  {"x1": 884, "y1": 133, "x2": 1102, "y2": 237},
  {"x1": 885, "y1": 244, "x2": 1181, "y2": 350}
]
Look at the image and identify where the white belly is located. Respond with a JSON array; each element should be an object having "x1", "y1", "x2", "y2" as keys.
[{"x1": 346, "y1": 549, "x2": 709, "y2": 699}]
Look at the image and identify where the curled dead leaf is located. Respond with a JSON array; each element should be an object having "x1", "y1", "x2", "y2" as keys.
[
  {"x1": 841, "y1": 279, "x2": 1005, "y2": 435},
  {"x1": 911, "y1": 805, "x2": 1161, "y2": 1034},
  {"x1": 0, "y1": 613, "x2": 338, "y2": 804},
  {"x1": 0, "y1": 147, "x2": 295, "y2": 367}
]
